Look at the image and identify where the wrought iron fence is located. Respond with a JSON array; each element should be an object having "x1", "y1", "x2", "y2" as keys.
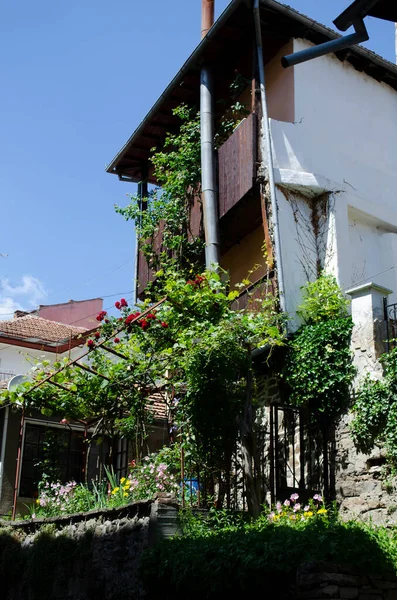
[
  {"x1": 383, "y1": 298, "x2": 397, "y2": 352},
  {"x1": 269, "y1": 404, "x2": 330, "y2": 504},
  {"x1": 178, "y1": 404, "x2": 331, "y2": 510}
]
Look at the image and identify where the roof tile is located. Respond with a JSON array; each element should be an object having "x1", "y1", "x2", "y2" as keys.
[{"x1": 0, "y1": 315, "x2": 87, "y2": 345}]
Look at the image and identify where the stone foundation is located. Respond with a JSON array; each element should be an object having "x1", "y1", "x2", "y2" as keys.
[
  {"x1": 296, "y1": 562, "x2": 397, "y2": 600},
  {"x1": 0, "y1": 499, "x2": 179, "y2": 600}
]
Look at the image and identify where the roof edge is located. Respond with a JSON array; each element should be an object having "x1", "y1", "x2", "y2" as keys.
[{"x1": 105, "y1": 0, "x2": 246, "y2": 177}]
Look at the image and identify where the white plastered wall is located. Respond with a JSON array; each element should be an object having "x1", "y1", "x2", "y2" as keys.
[{"x1": 269, "y1": 38, "x2": 397, "y2": 323}]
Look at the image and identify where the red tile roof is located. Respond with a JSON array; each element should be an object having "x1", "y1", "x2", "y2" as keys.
[
  {"x1": 147, "y1": 391, "x2": 168, "y2": 421},
  {"x1": 0, "y1": 315, "x2": 87, "y2": 346}
]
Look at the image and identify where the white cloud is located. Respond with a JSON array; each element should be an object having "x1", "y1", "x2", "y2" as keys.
[{"x1": 0, "y1": 276, "x2": 48, "y2": 320}]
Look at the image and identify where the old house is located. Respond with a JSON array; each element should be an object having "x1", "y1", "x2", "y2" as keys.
[
  {"x1": 106, "y1": 0, "x2": 397, "y2": 521},
  {"x1": 0, "y1": 300, "x2": 103, "y2": 515}
]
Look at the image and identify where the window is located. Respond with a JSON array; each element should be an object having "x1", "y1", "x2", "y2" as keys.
[{"x1": 19, "y1": 423, "x2": 109, "y2": 498}]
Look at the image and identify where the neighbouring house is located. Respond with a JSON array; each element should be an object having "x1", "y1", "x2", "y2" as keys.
[
  {"x1": 0, "y1": 300, "x2": 104, "y2": 515},
  {"x1": 106, "y1": 0, "x2": 397, "y2": 521},
  {"x1": 0, "y1": 298, "x2": 169, "y2": 515}
]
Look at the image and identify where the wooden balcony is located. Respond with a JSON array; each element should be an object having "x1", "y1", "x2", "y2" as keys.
[
  {"x1": 218, "y1": 112, "x2": 257, "y2": 219},
  {"x1": 136, "y1": 112, "x2": 257, "y2": 298}
]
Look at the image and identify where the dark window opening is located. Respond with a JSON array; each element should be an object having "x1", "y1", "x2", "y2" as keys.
[{"x1": 19, "y1": 423, "x2": 109, "y2": 498}]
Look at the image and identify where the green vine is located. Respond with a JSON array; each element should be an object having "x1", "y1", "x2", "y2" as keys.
[
  {"x1": 351, "y1": 348, "x2": 397, "y2": 469},
  {"x1": 115, "y1": 104, "x2": 203, "y2": 277},
  {"x1": 283, "y1": 274, "x2": 355, "y2": 423}
]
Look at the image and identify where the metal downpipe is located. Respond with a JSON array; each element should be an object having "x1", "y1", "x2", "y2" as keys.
[
  {"x1": 201, "y1": 2, "x2": 220, "y2": 269},
  {"x1": 253, "y1": 0, "x2": 286, "y2": 313}
]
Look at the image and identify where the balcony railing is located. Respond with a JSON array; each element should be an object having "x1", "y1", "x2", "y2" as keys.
[{"x1": 0, "y1": 371, "x2": 15, "y2": 382}]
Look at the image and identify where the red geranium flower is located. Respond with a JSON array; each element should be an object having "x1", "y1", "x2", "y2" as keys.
[
  {"x1": 114, "y1": 337, "x2": 120, "y2": 344},
  {"x1": 120, "y1": 298, "x2": 128, "y2": 307},
  {"x1": 87, "y1": 339, "x2": 94, "y2": 348},
  {"x1": 115, "y1": 301, "x2": 121, "y2": 310},
  {"x1": 161, "y1": 322, "x2": 169, "y2": 328},
  {"x1": 147, "y1": 313, "x2": 156, "y2": 320},
  {"x1": 94, "y1": 332, "x2": 100, "y2": 339}
]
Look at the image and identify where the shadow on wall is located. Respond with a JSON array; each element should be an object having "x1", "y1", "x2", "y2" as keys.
[
  {"x1": 140, "y1": 517, "x2": 397, "y2": 599},
  {"x1": 0, "y1": 501, "x2": 154, "y2": 600}
]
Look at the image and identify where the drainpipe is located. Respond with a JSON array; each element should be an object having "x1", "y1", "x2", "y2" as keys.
[
  {"x1": 134, "y1": 180, "x2": 147, "y2": 304},
  {"x1": 0, "y1": 406, "x2": 9, "y2": 503},
  {"x1": 201, "y1": 0, "x2": 220, "y2": 269},
  {"x1": 253, "y1": 0, "x2": 286, "y2": 313}
]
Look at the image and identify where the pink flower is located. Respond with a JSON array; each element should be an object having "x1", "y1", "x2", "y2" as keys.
[
  {"x1": 283, "y1": 499, "x2": 290, "y2": 507},
  {"x1": 290, "y1": 493, "x2": 299, "y2": 502}
]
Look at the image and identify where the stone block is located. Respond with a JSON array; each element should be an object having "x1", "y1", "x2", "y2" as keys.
[
  {"x1": 372, "y1": 580, "x2": 397, "y2": 590},
  {"x1": 300, "y1": 585, "x2": 339, "y2": 598},
  {"x1": 340, "y1": 588, "x2": 359, "y2": 599}
]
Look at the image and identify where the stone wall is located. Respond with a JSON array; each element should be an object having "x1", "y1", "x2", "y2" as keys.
[
  {"x1": 0, "y1": 499, "x2": 179, "y2": 600},
  {"x1": 335, "y1": 413, "x2": 397, "y2": 526},
  {"x1": 296, "y1": 562, "x2": 397, "y2": 600}
]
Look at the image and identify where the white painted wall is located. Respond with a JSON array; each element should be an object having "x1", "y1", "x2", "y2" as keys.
[
  {"x1": 269, "y1": 39, "x2": 397, "y2": 326},
  {"x1": 0, "y1": 343, "x2": 85, "y2": 381}
]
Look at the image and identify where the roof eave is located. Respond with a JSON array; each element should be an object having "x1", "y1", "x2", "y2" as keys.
[{"x1": 106, "y1": 0, "x2": 397, "y2": 181}]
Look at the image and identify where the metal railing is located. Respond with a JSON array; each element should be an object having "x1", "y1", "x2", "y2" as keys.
[
  {"x1": 383, "y1": 298, "x2": 397, "y2": 352},
  {"x1": 0, "y1": 371, "x2": 15, "y2": 382}
]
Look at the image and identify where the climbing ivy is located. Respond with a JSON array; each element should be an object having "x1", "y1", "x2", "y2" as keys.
[
  {"x1": 283, "y1": 274, "x2": 355, "y2": 423},
  {"x1": 115, "y1": 104, "x2": 203, "y2": 276},
  {"x1": 351, "y1": 348, "x2": 397, "y2": 469}
]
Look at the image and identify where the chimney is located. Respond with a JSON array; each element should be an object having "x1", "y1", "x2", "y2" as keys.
[{"x1": 201, "y1": 0, "x2": 214, "y2": 39}]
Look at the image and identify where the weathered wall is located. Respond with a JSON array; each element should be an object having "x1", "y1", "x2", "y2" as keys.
[
  {"x1": 0, "y1": 499, "x2": 178, "y2": 600},
  {"x1": 335, "y1": 412, "x2": 397, "y2": 526},
  {"x1": 270, "y1": 38, "x2": 397, "y2": 313},
  {"x1": 221, "y1": 225, "x2": 266, "y2": 288}
]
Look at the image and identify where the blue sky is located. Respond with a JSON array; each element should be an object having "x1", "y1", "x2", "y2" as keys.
[{"x1": 0, "y1": 0, "x2": 394, "y2": 319}]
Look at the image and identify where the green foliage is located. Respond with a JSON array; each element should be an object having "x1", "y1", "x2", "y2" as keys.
[
  {"x1": 297, "y1": 273, "x2": 350, "y2": 325},
  {"x1": 115, "y1": 104, "x2": 203, "y2": 276},
  {"x1": 284, "y1": 317, "x2": 354, "y2": 421},
  {"x1": 1, "y1": 269, "x2": 284, "y2": 511},
  {"x1": 140, "y1": 508, "x2": 397, "y2": 599},
  {"x1": 351, "y1": 347, "x2": 397, "y2": 468},
  {"x1": 284, "y1": 275, "x2": 354, "y2": 422},
  {"x1": 115, "y1": 95, "x2": 250, "y2": 280}
]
